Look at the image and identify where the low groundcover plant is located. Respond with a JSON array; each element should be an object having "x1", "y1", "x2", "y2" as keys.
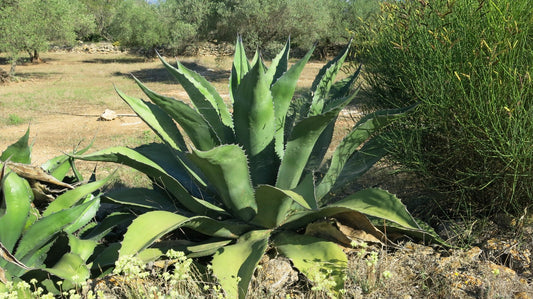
[{"x1": 75, "y1": 37, "x2": 441, "y2": 298}]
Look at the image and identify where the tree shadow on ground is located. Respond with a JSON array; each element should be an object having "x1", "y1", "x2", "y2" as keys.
[
  {"x1": 113, "y1": 61, "x2": 230, "y2": 85},
  {"x1": 83, "y1": 57, "x2": 147, "y2": 64}
]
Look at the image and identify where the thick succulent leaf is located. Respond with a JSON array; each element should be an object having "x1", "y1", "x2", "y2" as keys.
[
  {"x1": 251, "y1": 185, "x2": 311, "y2": 228},
  {"x1": 271, "y1": 46, "x2": 315, "y2": 158},
  {"x1": 316, "y1": 105, "x2": 414, "y2": 200},
  {"x1": 158, "y1": 53, "x2": 233, "y2": 133},
  {"x1": 233, "y1": 59, "x2": 278, "y2": 185},
  {"x1": 133, "y1": 77, "x2": 220, "y2": 150},
  {"x1": 63, "y1": 198, "x2": 100, "y2": 234},
  {"x1": 67, "y1": 234, "x2": 97, "y2": 262},
  {"x1": 285, "y1": 188, "x2": 420, "y2": 234},
  {"x1": 230, "y1": 35, "x2": 250, "y2": 103},
  {"x1": 211, "y1": 230, "x2": 270, "y2": 299},
  {"x1": 291, "y1": 173, "x2": 318, "y2": 210},
  {"x1": 135, "y1": 143, "x2": 209, "y2": 195},
  {"x1": 115, "y1": 87, "x2": 187, "y2": 151},
  {"x1": 0, "y1": 128, "x2": 31, "y2": 164},
  {"x1": 43, "y1": 177, "x2": 109, "y2": 217},
  {"x1": 319, "y1": 137, "x2": 387, "y2": 203},
  {"x1": 0, "y1": 170, "x2": 33, "y2": 252},
  {"x1": 308, "y1": 41, "x2": 352, "y2": 116},
  {"x1": 44, "y1": 253, "x2": 90, "y2": 284},
  {"x1": 82, "y1": 212, "x2": 135, "y2": 241},
  {"x1": 120, "y1": 211, "x2": 252, "y2": 258},
  {"x1": 327, "y1": 64, "x2": 362, "y2": 101},
  {"x1": 74, "y1": 147, "x2": 226, "y2": 218},
  {"x1": 15, "y1": 199, "x2": 100, "y2": 261},
  {"x1": 276, "y1": 96, "x2": 353, "y2": 190},
  {"x1": 265, "y1": 38, "x2": 290, "y2": 86},
  {"x1": 188, "y1": 145, "x2": 257, "y2": 221},
  {"x1": 41, "y1": 141, "x2": 92, "y2": 181},
  {"x1": 103, "y1": 188, "x2": 176, "y2": 211},
  {"x1": 273, "y1": 231, "x2": 347, "y2": 295}
]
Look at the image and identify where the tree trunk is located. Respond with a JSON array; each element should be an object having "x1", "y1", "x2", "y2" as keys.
[{"x1": 30, "y1": 49, "x2": 43, "y2": 63}]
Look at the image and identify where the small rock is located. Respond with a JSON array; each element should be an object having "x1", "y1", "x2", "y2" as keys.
[
  {"x1": 99, "y1": 109, "x2": 117, "y2": 121},
  {"x1": 256, "y1": 257, "x2": 298, "y2": 293}
]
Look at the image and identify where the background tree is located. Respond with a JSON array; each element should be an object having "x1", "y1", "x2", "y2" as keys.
[
  {"x1": 79, "y1": 0, "x2": 121, "y2": 41},
  {"x1": 108, "y1": 0, "x2": 167, "y2": 56},
  {"x1": 0, "y1": 0, "x2": 94, "y2": 75}
]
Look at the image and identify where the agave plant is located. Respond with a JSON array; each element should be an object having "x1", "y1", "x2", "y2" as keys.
[
  {"x1": 75, "y1": 38, "x2": 436, "y2": 298},
  {"x1": 0, "y1": 129, "x2": 116, "y2": 294}
]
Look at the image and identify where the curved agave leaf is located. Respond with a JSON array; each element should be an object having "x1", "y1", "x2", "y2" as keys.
[
  {"x1": 115, "y1": 87, "x2": 187, "y2": 151},
  {"x1": 158, "y1": 54, "x2": 233, "y2": 136},
  {"x1": 265, "y1": 38, "x2": 290, "y2": 86},
  {"x1": 284, "y1": 188, "x2": 420, "y2": 233},
  {"x1": 188, "y1": 145, "x2": 257, "y2": 221},
  {"x1": 211, "y1": 230, "x2": 270, "y2": 299},
  {"x1": 103, "y1": 188, "x2": 176, "y2": 211},
  {"x1": 316, "y1": 105, "x2": 416, "y2": 200},
  {"x1": 133, "y1": 76, "x2": 221, "y2": 150},
  {"x1": 233, "y1": 59, "x2": 278, "y2": 185},
  {"x1": 44, "y1": 253, "x2": 90, "y2": 284},
  {"x1": 327, "y1": 64, "x2": 362, "y2": 101},
  {"x1": 0, "y1": 127, "x2": 31, "y2": 164},
  {"x1": 119, "y1": 211, "x2": 253, "y2": 258},
  {"x1": 271, "y1": 45, "x2": 315, "y2": 159},
  {"x1": 273, "y1": 231, "x2": 347, "y2": 295},
  {"x1": 15, "y1": 199, "x2": 100, "y2": 262},
  {"x1": 0, "y1": 170, "x2": 33, "y2": 252},
  {"x1": 251, "y1": 185, "x2": 311, "y2": 228},
  {"x1": 309, "y1": 40, "x2": 352, "y2": 116},
  {"x1": 43, "y1": 177, "x2": 109, "y2": 217},
  {"x1": 230, "y1": 35, "x2": 251, "y2": 103},
  {"x1": 276, "y1": 96, "x2": 354, "y2": 190},
  {"x1": 74, "y1": 146, "x2": 227, "y2": 218},
  {"x1": 41, "y1": 141, "x2": 92, "y2": 181}
]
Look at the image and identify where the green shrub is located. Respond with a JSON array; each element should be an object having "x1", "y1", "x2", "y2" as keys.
[{"x1": 360, "y1": 0, "x2": 533, "y2": 214}]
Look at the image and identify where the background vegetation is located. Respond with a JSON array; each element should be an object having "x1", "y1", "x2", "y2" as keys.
[{"x1": 356, "y1": 0, "x2": 532, "y2": 215}]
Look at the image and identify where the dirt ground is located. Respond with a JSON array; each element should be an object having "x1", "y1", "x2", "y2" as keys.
[{"x1": 1, "y1": 50, "x2": 532, "y2": 298}]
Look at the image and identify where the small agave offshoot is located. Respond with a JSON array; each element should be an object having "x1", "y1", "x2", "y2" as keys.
[{"x1": 75, "y1": 37, "x2": 441, "y2": 298}]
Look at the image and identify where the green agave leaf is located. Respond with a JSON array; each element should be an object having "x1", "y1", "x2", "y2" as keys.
[
  {"x1": 271, "y1": 45, "x2": 315, "y2": 159},
  {"x1": 277, "y1": 96, "x2": 354, "y2": 190},
  {"x1": 0, "y1": 170, "x2": 33, "y2": 252},
  {"x1": 158, "y1": 53, "x2": 233, "y2": 136},
  {"x1": 63, "y1": 198, "x2": 100, "y2": 234},
  {"x1": 309, "y1": 40, "x2": 352, "y2": 116},
  {"x1": 327, "y1": 64, "x2": 361, "y2": 101},
  {"x1": 90, "y1": 243, "x2": 120, "y2": 272},
  {"x1": 189, "y1": 145, "x2": 257, "y2": 221},
  {"x1": 15, "y1": 199, "x2": 100, "y2": 261},
  {"x1": 134, "y1": 142, "x2": 209, "y2": 195},
  {"x1": 135, "y1": 238, "x2": 233, "y2": 261},
  {"x1": 44, "y1": 253, "x2": 90, "y2": 285},
  {"x1": 133, "y1": 77, "x2": 220, "y2": 150},
  {"x1": 265, "y1": 38, "x2": 290, "y2": 86},
  {"x1": 67, "y1": 234, "x2": 97, "y2": 262},
  {"x1": 251, "y1": 184, "x2": 311, "y2": 228},
  {"x1": 103, "y1": 188, "x2": 176, "y2": 211},
  {"x1": 230, "y1": 35, "x2": 250, "y2": 103},
  {"x1": 115, "y1": 87, "x2": 187, "y2": 151},
  {"x1": 233, "y1": 58, "x2": 278, "y2": 185},
  {"x1": 316, "y1": 105, "x2": 415, "y2": 200},
  {"x1": 41, "y1": 141, "x2": 93, "y2": 181},
  {"x1": 74, "y1": 146, "x2": 226, "y2": 218},
  {"x1": 319, "y1": 137, "x2": 387, "y2": 203},
  {"x1": 120, "y1": 211, "x2": 253, "y2": 258},
  {"x1": 82, "y1": 212, "x2": 135, "y2": 241},
  {"x1": 0, "y1": 128, "x2": 31, "y2": 164},
  {"x1": 211, "y1": 230, "x2": 270, "y2": 299},
  {"x1": 43, "y1": 177, "x2": 109, "y2": 217},
  {"x1": 273, "y1": 231, "x2": 347, "y2": 295}
]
